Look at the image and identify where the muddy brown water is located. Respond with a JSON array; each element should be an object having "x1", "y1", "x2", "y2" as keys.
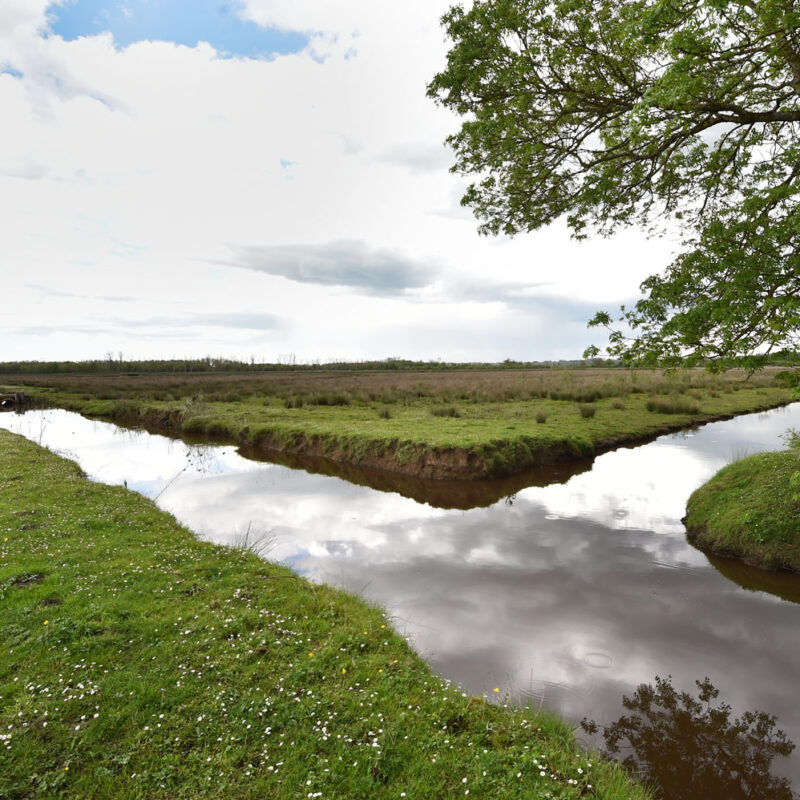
[{"x1": 2, "y1": 405, "x2": 800, "y2": 799}]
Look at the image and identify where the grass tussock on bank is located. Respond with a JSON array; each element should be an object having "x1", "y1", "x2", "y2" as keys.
[
  {"x1": 6, "y1": 367, "x2": 795, "y2": 480},
  {"x1": 685, "y1": 443, "x2": 800, "y2": 572},
  {"x1": 0, "y1": 430, "x2": 650, "y2": 800}
]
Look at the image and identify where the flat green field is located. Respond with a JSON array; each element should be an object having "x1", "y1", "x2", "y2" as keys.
[
  {"x1": 8, "y1": 368, "x2": 794, "y2": 480},
  {"x1": 0, "y1": 428, "x2": 650, "y2": 799}
]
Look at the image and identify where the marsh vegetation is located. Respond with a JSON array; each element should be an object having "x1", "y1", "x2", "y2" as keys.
[
  {"x1": 7, "y1": 367, "x2": 794, "y2": 481},
  {"x1": 8, "y1": 365, "x2": 787, "y2": 407}
]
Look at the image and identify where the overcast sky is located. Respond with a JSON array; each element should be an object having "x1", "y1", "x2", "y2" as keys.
[{"x1": 1, "y1": 0, "x2": 674, "y2": 363}]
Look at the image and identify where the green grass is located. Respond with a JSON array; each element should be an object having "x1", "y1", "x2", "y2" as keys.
[
  {"x1": 685, "y1": 449, "x2": 800, "y2": 572},
  {"x1": 7, "y1": 368, "x2": 794, "y2": 479},
  {"x1": 0, "y1": 429, "x2": 651, "y2": 799}
]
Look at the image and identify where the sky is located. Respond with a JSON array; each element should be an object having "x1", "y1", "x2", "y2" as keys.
[{"x1": 0, "y1": 0, "x2": 674, "y2": 363}]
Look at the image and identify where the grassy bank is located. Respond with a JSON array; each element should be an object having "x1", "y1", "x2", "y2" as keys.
[
  {"x1": 6, "y1": 367, "x2": 795, "y2": 480},
  {"x1": 0, "y1": 429, "x2": 650, "y2": 799},
  {"x1": 685, "y1": 446, "x2": 800, "y2": 573}
]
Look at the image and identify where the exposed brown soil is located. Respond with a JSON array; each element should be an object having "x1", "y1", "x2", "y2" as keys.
[
  {"x1": 236, "y1": 443, "x2": 594, "y2": 510},
  {"x1": 132, "y1": 406, "x2": 589, "y2": 482},
  {"x1": 13, "y1": 573, "x2": 46, "y2": 587},
  {"x1": 134, "y1": 407, "x2": 714, "y2": 481},
  {"x1": 255, "y1": 430, "x2": 490, "y2": 480}
]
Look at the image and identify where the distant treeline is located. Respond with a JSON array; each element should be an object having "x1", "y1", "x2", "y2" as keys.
[
  {"x1": 0, "y1": 357, "x2": 618, "y2": 375},
  {"x1": 0, "y1": 351, "x2": 798, "y2": 376}
]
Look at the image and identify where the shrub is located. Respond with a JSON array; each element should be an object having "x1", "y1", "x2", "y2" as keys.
[
  {"x1": 646, "y1": 396, "x2": 700, "y2": 415},
  {"x1": 308, "y1": 392, "x2": 352, "y2": 407},
  {"x1": 109, "y1": 399, "x2": 140, "y2": 418},
  {"x1": 431, "y1": 406, "x2": 461, "y2": 418},
  {"x1": 774, "y1": 370, "x2": 800, "y2": 388},
  {"x1": 550, "y1": 388, "x2": 602, "y2": 403}
]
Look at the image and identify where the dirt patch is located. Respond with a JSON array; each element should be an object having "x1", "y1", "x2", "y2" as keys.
[
  {"x1": 13, "y1": 573, "x2": 46, "y2": 587},
  {"x1": 129, "y1": 408, "x2": 496, "y2": 480},
  {"x1": 251, "y1": 431, "x2": 492, "y2": 480}
]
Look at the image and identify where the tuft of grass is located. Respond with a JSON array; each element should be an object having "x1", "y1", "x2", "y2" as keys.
[
  {"x1": 378, "y1": 406, "x2": 392, "y2": 420},
  {"x1": 230, "y1": 521, "x2": 276, "y2": 559},
  {"x1": 535, "y1": 410, "x2": 549, "y2": 424},
  {"x1": 646, "y1": 396, "x2": 701, "y2": 415},
  {"x1": 430, "y1": 406, "x2": 462, "y2": 418},
  {"x1": 308, "y1": 392, "x2": 352, "y2": 407},
  {"x1": 578, "y1": 403, "x2": 597, "y2": 419},
  {"x1": 0, "y1": 430, "x2": 651, "y2": 800},
  {"x1": 610, "y1": 399, "x2": 626, "y2": 410}
]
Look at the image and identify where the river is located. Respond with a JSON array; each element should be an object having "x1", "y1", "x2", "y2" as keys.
[{"x1": 2, "y1": 404, "x2": 799, "y2": 798}]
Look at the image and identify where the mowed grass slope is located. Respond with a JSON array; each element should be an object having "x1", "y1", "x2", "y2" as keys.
[
  {"x1": 14, "y1": 368, "x2": 795, "y2": 478},
  {"x1": 0, "y1": 429, "x2": 651, "y2": 800}
]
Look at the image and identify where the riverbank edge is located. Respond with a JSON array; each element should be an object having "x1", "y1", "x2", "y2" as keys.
[
  {"x1": 15, "y1": 385, "x2": 795, "y2": 481},
  {"x1": 0, "y1": 428, "x2": 651, "y2": 799},
  {"x1": 684, "y1": 448, "x2": 800, "y2": 573}
]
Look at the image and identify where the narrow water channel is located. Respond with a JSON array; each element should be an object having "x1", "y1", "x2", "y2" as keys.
[{"x1": 2, "y1": 404, "x2": 799, "y2": 797}]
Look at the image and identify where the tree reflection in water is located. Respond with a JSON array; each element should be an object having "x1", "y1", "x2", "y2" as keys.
[{"x1": 581, "y1": 676, "x2": 795, "y2": 800}]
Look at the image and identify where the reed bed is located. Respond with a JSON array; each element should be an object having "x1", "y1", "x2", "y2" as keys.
[{"x1": 9, "y1": 367, "x2": 783, "y2": 408}]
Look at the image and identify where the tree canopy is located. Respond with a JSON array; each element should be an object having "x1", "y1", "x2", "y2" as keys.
[{"x1": 428, "y1": 0, "x2": 800, "y2": 368}]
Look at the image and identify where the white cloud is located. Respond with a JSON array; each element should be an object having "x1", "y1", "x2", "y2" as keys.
[
  {"x1": 0, "y1": 1, "x2": 670, "y2": 362},
  {"x1": 239, "y1": 0, "x2": 399, "y2": 36},
  {"x1": 226, "y1": 240, "x2": 437, "y2": 295},
  {"x1": 376, "y1": 141, "x2": 453, "y2": 174},
  {"x1": 0, "y1": 0, "x2": 50, "y2": 37}
]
